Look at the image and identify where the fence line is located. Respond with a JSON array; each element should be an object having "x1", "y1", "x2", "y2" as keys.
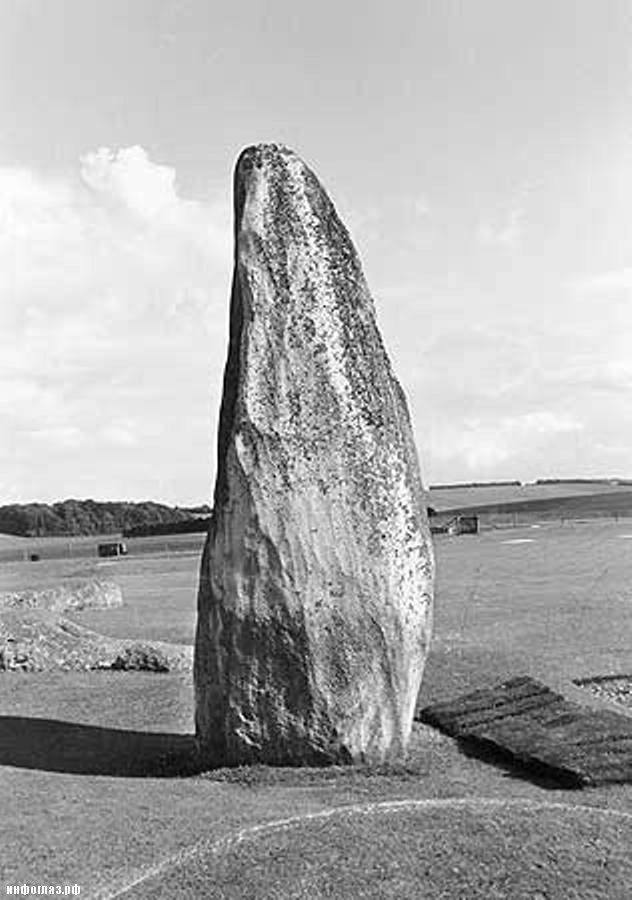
[{"x1": 0, "y1": 533, "x2": 206, "y2": 565}]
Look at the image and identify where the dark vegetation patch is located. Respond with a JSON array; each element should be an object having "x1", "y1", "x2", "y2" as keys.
[
  {"x1": 109, "y1": 644, "x2": 171, "y2": 672},
  {"x1": 419, "y1": 675, "x2": 632, "y2": 787},
  {"x1": 123, "y1": 517, "x2": 211, "y2": 537},
  {"x1": 0, "y1": 499, "x2": 211, "y2": 538},
  {"x1": 429, "y1": 480, "x2": 522, "y2": 489}
]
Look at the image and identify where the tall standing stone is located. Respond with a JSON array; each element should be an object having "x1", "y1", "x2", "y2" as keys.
[{"x1": 195, "y1": 144, "x2": 434, "y2": 766}]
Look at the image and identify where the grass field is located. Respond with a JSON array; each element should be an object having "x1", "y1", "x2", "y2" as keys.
[
  {"x1": 0, "y1": 551, "x2": 202, "y2": 645},
  {"x1": 427, "y1": 482, "x2": 632, "y2": 532},
  {"x1": 1, "y1": 520, "x2": 631, "y2": 896},
  {"x1": 428, "y1": 480, "x2": 632, "y2": 512},
  {"x1": 446, "y1": 490, "x2": 632, "y2": 523}
]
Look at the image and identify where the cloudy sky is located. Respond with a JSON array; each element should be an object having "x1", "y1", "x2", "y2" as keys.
[{"x1": 2, "y1": 1, "x2": 632, "y2": 504}]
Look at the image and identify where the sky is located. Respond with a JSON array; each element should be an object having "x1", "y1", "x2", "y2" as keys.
[{"x1": 2, "y1": 0, "x2": 632, "y2": 504}]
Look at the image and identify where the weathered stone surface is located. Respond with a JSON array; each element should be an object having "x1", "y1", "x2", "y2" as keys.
[{"x1": 195, "y1": 144, "x2": 434, "y2": 767}]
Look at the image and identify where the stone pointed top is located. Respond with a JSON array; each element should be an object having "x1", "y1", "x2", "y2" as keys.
[
  {"x1": 235, "y1": 142, "x2": 301, "y2": 174},
  {"x1": 233, "y1": 143, "x2": 307, "y2": 227},
  {"x1": 237, "y1": 141, "x2": 294, "y2": 161},
  {"x1": 234, "y1": 142, "x2": 303, "y2": 195},
  {"x1": 231, "y1": 141, "x2": 373, "y2": 315}
]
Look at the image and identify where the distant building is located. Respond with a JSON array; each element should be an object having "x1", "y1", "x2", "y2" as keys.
[
  {"x1": 448, "y1": 514, "x2": 479, "y2": 535},
  {"x1": 97, "y1": 541, "x2": 128, "y2": 558},
  {"x1": 430, "y1": 514, "x2": 479, "y2": 536}
]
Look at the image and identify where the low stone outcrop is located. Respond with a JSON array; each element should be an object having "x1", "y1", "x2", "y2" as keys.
[
  {"x1": 0, "y1": 609, "x2": 192, "y2": 673},
  {"x1": 195, "y1": 144, "x2": 434, "y2": 767},
  {"x1": 0, "y1": 578, "x2": 123, "y2": 613}
]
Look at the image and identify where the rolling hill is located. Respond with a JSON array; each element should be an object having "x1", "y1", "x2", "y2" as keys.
[
  {"x1": 429, "y1": 484, "x2": 632, "y2": 523},
  {"x1": 427, "y1": 480, "x2": 632, "y2": 513}
]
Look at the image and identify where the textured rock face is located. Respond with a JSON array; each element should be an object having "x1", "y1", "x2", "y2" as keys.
[{"x1": 195, "y1": 144, "x2": 434, "y2": 766}]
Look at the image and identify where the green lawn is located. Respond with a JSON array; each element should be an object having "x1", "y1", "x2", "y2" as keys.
[
  {"x1": 1, "y1": 520, "x2": 631, "y2": 897},
  {"x1": 428, "y1": 480, "x2": 632, "y2": 511},
  {"x1": 0, "y1": 552, "x2": 201, "y2": 645}
]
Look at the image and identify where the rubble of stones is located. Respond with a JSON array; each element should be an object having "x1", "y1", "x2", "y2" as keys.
[{"x1": 577, "y1": 677, "x2": 632, "y2": 709}]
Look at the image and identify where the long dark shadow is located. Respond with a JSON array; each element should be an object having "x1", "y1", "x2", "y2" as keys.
[{"x1": 0, "y1": 716, "x2": 199, "y2": 777}]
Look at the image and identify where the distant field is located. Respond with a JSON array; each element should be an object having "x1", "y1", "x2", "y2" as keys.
[
  {"x1": 0, "y1": 551, "x2": 202, "y2": 644},
  {"x1": 435, "y1": 489, "x2": 632, "y2": 525},
  {"x1": 0, "y1": 534, "x2": 25, "y2": 547},
  {"x1": 428, "y1": 480, "x2": 632, "y2": 511}
]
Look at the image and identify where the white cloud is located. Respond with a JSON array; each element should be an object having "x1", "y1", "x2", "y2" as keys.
[
  {"x1": 572, "y1": 267, "x2": 632, "y2": 293},
  {"x1": 544, "y1": 360, "x2": 632, "y2": 395},
  {"x1": 80, "y1": 146, "x2": 179, "y2": 219},
  {"x1": 0, "y1": 146, "x2": 232, "y2": 502},
  {"x1": 0, "y1": 156, "x2": 231, "y2": 350},
  {"x1": 476, "y1": 188, "x2": 532, "y2": 248},
  {"x1": 476, "y1": 205, "x2": 525, "y2": 247},
  {"x1": 28, "y1": 425, "x2": 86, "y2": 450},
  {"x1": 101, "y1": 421, "x2": 138, "y2": 447},
  {"x1": 413, "y1": 195, "x2": 430, "y2": 217},
  {"x1": 2, "y1": 147, "x2": 631, "y2": 500},
  {"x1": 428, "y1": 411, "x2": 583, "y2": 471}
]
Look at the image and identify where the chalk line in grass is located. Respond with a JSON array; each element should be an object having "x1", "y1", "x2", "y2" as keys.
[
  {"x1": 501, "y1": 538, "x2": 535, "y2": 545},
  {"x1": 96, "y1": 796, "x2": 632, "y2": 899}
]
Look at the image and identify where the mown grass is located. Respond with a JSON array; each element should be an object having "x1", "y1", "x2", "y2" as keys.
[
  {"x1": 131, "y1": 799, "x2": 632, "y2": 899},
  {"x1": 0, "y1": 553, "x2": 200, "y2": 644},
  {"x1": 428, "y1": 479, "x2": 632, "y2": 511},
  {"x1": 0, "y1": 520, "x2": 631, "y2": 896}
]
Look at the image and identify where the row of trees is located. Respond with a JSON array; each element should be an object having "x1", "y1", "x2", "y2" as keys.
[
  {"x1": 0, "y1": 500, "x2": 212, "y2": 537},
  {"x1": 428, "y1": 480, "x2": 521, "y2": 490},
  {"x1": 534, "y1": 478, "x2": 632, "y2": 485}
]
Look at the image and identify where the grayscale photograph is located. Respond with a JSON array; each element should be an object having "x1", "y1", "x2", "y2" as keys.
[{"x1": 1, "y1": 1, "x2": 631, "y2": 897}]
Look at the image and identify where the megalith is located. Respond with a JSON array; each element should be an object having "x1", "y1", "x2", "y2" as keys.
[{"x1": 194, "y1": 144, "x2": 434, "y2": 767}]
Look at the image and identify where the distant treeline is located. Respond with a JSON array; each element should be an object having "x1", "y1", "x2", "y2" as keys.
[
  {"x1": 123, "y1": 517, "x2": 211, "y2": 537},
  {"x1": 429, "y1": 481, "x2": 522, "y2": 490},
  {"x1": 533, "y1": 478, "x2": 632, "y2": 486},
  {"x1": 0, "y1": 500, "x2": 212, "y2": 537}
]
